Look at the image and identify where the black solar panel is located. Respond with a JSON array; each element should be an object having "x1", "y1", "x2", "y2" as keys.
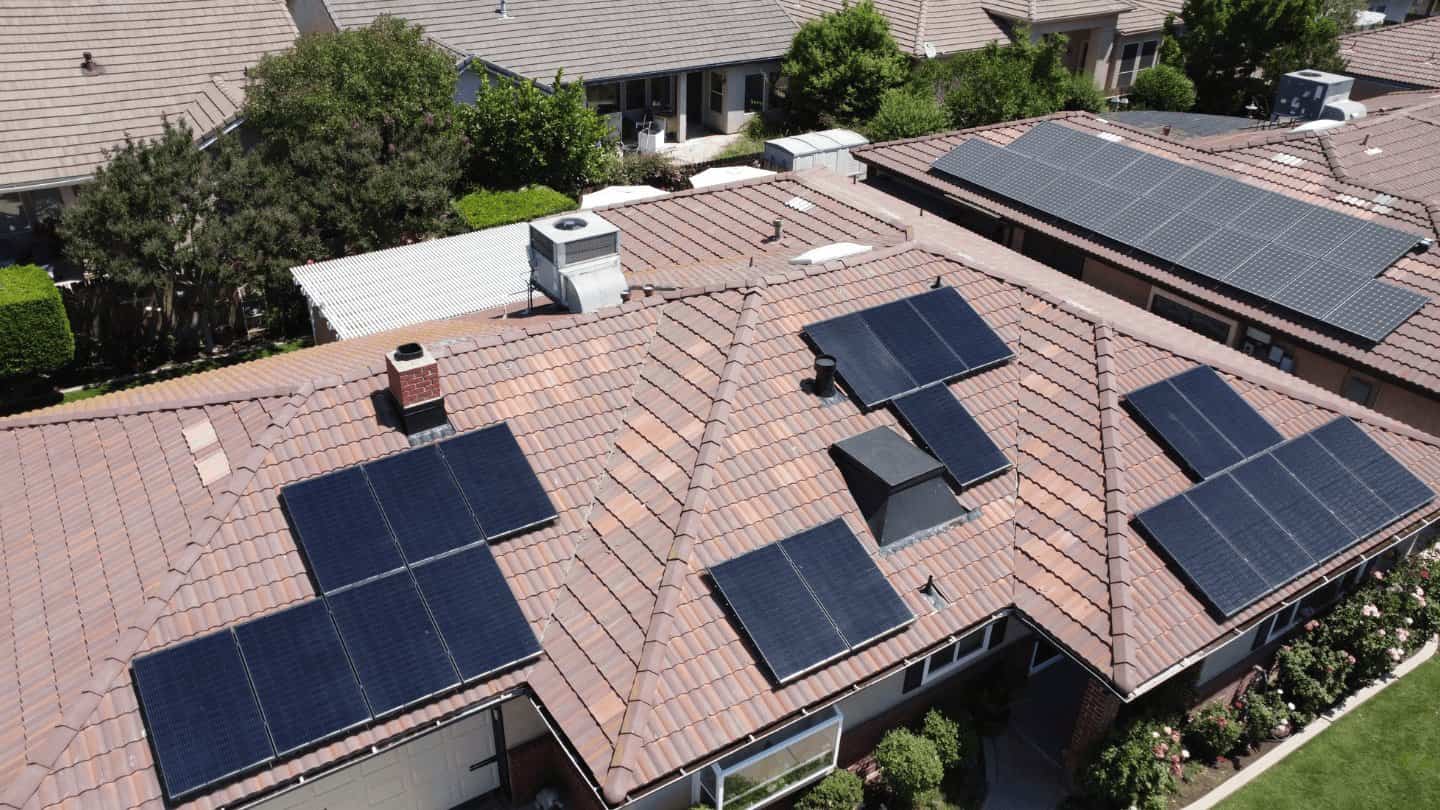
[
  {"x1": 281, "y1": 467, "x2": 404, "y2": 593},
  {"x1": 366, "y1": 445, "x2": 483, "y2": 564},
  {"x1": 233, "y1": 601, "x2": 370, "y2": 755},
  {"x1": 1125, "y1": 366, "x2": 1280, "y2": 479},
  {"x1": 893, "y1": 385, "x2": 1010, "y2": 487},
  {"x1": 413, "y1": 544, "x2": 542, "y2": 681},
  {"x1": 132, "y1": 631, "x2": 275, "y2": 801},
  {"x1": 779, "y1": 520, "x2": 914, "y2": 647},
  {"x1": 709, "y1": 543, "x2": 849, "y2": 682},
  {"x1": 804, "y1": 287, "x2": 1011, "y2": 408},
  {"x1": 1136, "y1": 418, "x2": 1434, "y2": 617},
  {"x1": 927, "y1": 121, "x2": 1428, "y2": 341},
  {"x1": 326, "y1": 572, "x2": 460, "y2": 715},
  {"x1": 441, "y1": 424, "x2": 557, "y2": 540}
]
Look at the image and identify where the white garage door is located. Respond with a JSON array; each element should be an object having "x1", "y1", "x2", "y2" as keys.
[{"x1": 255, "y1": 708, "x2": 502, "y2": 810}]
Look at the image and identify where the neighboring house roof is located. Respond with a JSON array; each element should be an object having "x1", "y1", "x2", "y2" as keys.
[
  {"x1": 323, "y1": 0, "x2": 799, "y2": 83},
  {"x1": 1340, "y1": 15, "x2": 1440, "y2": 90},
  {"x1": 1116, "y1": 0, "x2": 1179, "y2": 35},
  {"x1": 290, "y1": 174, "x2": 910, "y2": 340},
  {"x1": 982, "y1": 0, "x2": 1133, "y2": 24},
  {"x1": 855, "y1": 111, "x2": 1440, "y2": 404},
  {"x1": 0, "y1": 0, "x2": 297, "y2": 192},
  {"x1": 4, "y1": 172, "x2": 1440, "y2": 810}
]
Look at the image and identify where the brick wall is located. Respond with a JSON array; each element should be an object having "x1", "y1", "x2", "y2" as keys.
[
  {"x1": 1061, "y1": 678, "x2": 1121, "y2": 775},
  {"x1": 386, "y1": 349, "x2": 442, "y2": 409}
]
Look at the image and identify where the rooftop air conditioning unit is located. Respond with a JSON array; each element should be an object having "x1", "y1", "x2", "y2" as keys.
[
  {"x1": 528, "y1": 211, "x2": 626, "y2": 313},
  {"x1": 1273, "y1": 69, "x2": 1367, "y2": 123}
]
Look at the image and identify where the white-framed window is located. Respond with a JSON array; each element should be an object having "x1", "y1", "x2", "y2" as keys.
[
  {"x1": 699, "y1": 709, "x2": 842, "y2": 810},
  {"x1": 1147, "y1": 290, "x2": 1238, "y2": 345},
  {"x1": 901, "y1": 619, "x2": 1003, "y2": 693},
  {"x1": 1029, "y1": 638, "x2": 1064, "y2": 674},
  {"x1": 1239, "y1": 325, "x2": 1296, "y2": 373},
  {"x1": 1116, "y1": 39, "x2": 1159, "y2": 90}
]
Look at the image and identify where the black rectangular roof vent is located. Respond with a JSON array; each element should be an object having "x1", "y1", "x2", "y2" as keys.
[{"x1": 832, "y1": 426, "x2": 965, "y2": 546}]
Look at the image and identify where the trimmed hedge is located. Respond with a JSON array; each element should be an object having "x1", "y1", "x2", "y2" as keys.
[
  {"x1": 0, "y1": 264, "x2": 74, "y2": 378},
  {"x1": 795, "y1": 769, "x2": 864, "y2": 810},
  {"x1": 452, "y1": 186, "x2": 576, "y2": 230},
  {"x1": 874, "y1": 728, "x2": 943, "y2": 807}
]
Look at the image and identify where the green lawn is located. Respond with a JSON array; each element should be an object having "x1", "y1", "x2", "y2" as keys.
[{"x1": 1218, "y1": 656, "x2": 1440, "y2": 810}]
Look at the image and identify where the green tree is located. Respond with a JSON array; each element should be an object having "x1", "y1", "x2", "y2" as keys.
[
  {"x1": 243, "y1": 16, "x2": 464, "y2": 255},
  {"x1": 934, "y1": 28, "x2": 1089, "y2": 128},
  {"x1": 60, "y1": 122, "x2": 308, "y2": 353},
  {"x1": 1128, "y1": 64, "x2": 1197, "y2": 110},
  {"x1": 873, "y1": 729, "x2": 944, "y2": 807},
  {"x1": 1163, "y1": 0, "x2": 1345, "y2": 115},
  {"x1": 782, "y1": 0, "x2": 909, "y2": 128},
  {"x1": 866, "y1": 89, "x2": 950, "y2": 141},
  {"x1": 460, "y1": 72, "x2": 614, "y2": 194},
  {"x1": 0, "y1": 264, "x2": 74, "y2": 378}
]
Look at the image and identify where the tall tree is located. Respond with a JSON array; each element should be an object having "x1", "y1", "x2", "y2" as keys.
[
  {"x1": 460, "y1": 72, "x2": 615, "y2": 194},
  {"x1": 923, "y1": 28, "x2": 1096, "y2": 129},
  {"x1": 782, "y1": 0, "x2": 910, "y2": 128},
  {"x1": 1164, "y1": 0, "x2": 1345, "y2": 115},
  {"x1": 242, "y1": 16, "x2": 464, "y2": 255}
]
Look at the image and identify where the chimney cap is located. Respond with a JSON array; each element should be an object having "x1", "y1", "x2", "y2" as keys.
[{"x1": 394, "y1": 342, "x2": 424, "y2": 362}]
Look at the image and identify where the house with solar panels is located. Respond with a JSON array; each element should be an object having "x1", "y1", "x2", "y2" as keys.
[
  {"x1": 4, "y1": 168, "x2": 1440, "y2": 810},
  {"x1": 857, "y1": 103, "x2": 1440, "y2": 440}
]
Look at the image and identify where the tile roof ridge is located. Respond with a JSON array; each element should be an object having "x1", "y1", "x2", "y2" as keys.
[
  {"x1": 1341, "y1": 12, "x2": 1440, "y2": 39},
  {"x1": 1093, "y1": 322, "x2": 1140, "y2": 693},
  {"x1": 601, "y1": 288, "x2": 766, "y2": 805},
  {"x1": 0, "y1": 382, "x2": 301, "y2": 431},
  {"x1": 0, "y1": 381, "x2": 317, "y2": 810},
  {"x1": 854, "y1": 111, "x2": 1083, "y2": 153},
  {"x1": 913, "y1": 0, "x2": 931, "y2": 55}
]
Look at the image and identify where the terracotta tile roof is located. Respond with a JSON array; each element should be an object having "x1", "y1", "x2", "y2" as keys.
[
  {"x1": 854, "y1": 112, "x2": 1440, "y2": 403},
  {"x1": 1340, "y1": 16, "x2": 1440, "y2": 91},
  {"x1": 325, "y1": 0, "x2": 799, "y2": 84},
  {"x1": 6, "y1": 177, "x2": 1440, "y2": 810},
  {"x1": 0, "y1": 0, "x2": 297, "y2": 191}
]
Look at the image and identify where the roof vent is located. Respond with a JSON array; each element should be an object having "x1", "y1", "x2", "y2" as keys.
[
  {"x1": 528, "y1": 211, "x2": 626, "y2": 313},
  {"x1": 813, "y1": 354, "x2": 837, "y2": 397},
  {"x1": 385, "y1": 343, "x2": 451, "y2": 442},
  {"x1": 80, "y1": 52, "x2": 98, "y2": 73},
  {"x1": 831, "y1": 427, "x2": 965, "y2": 547}
]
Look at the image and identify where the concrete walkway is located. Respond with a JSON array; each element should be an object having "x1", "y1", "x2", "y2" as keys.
[
  {"x1": 979, "y1": 661, "x2": 1087, "y2": 809},
  {"x1": 1186, "y1": 637, "x2": 1438, "y2": 808},
  {"x1": 980, "y1": 731, "x2": 1069, "y2": 810}
]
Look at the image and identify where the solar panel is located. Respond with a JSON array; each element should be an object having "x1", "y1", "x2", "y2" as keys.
[
  {"x1": 281, "y1": 467, "x2": 404, "y2": 593},
  {"x1": 1309, "y1": 418, "x2": 1434, "y2": 516},
  {"x1": 132, "y1": 631, "x2": 275, "y2": 800},
  {"x1": 1186, "y1": 474, "x2": 1313, "y2": 586},
  {"x1": 893, "y1": 385, "x2": 1010, "y2": 487},
  {"x1": 1230, "y1": 452, "x2": 1353, "y2": 560},
  {"x1": 413, "y1": 544, "x2": 541, "y2": 681},
  {"x1": 1133, "y1": 494, "x2": 1269, "y2": 618},
  {"x1": 1273, "y1": 434, "x2": 1396, "y2": 538},
  {"x1": 779, "y1": 520, "x2": 914, "y2": 647},
  {"x1": 366, "y1": 445, "x2": 483, "y2": 564},
  {"x1": 441, "y1": 424, "x2": 557, "y2": 540},
  {"x1": 1324, "y1": 280, "x2": 1429, "y2": 343},
  {"x1": 804, "y1": 287, "x2": 1011, "y2": 408},
  {"x1": 928, "y1": 121, "x2": 1430, "y2": 341},
  {"x1": 709, "y1": 543, "x2": 849, "y2": 682},
  {"x1": 233, "y1": 601, "x2": 370, "y2": 755},
  {"x1": 326, "y1": 572, "x2": 459, "y2": 715},
  {"x1": 1166, "y1": 366, "x2": 1283, "y2": 457}
]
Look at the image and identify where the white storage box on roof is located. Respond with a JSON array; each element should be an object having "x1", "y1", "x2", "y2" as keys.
[{"x1": 764, "y1": 129, "x2": 869, "y2": 178}]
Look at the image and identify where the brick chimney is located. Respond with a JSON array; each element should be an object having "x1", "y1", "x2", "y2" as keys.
[{"x1": 386, "y1": 343, "x2": 448, "y2": 436}]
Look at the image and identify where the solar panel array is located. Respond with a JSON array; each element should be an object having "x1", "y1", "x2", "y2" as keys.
[
  {"x1": 804, "y1": 287, "x2": 1013, "y2": 408},
  {"x1": 1134, "y1": 417, "x2": 1434, "y2": 617},
  {"x1": 1124, "y1": 366, "x2": 1284, "y2": 479},
  {"x1": 893, "y1": 385, "x2": 1010, "y2": 487},
  {"x1": 709, "y1": 520, "x2": 915, "y2": 682},
  {"x1": 132, "y1": 423, "x2": 552, "y2": 801},
  {"x1": 930, "y1": 122, "x2": 1427, "y2": 342}
]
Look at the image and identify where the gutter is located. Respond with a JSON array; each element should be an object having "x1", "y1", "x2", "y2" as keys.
[{"x1": 3, "y1": 117, "x2": 244, "y2": 196}]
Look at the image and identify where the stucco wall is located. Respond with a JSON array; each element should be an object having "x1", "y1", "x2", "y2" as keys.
[{"x1": 703, "y1": 62, "x2": 781, "y2": 134}]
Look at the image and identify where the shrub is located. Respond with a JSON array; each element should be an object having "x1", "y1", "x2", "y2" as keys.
[
  {"x1": 1128, "y1": 64, "x2": 1197, "y2": 111},
  {"x1": 1272, "y1": 639, "x2": 1351, "y2": 725},
  {"x1": 782, "y1": 0, "x2": 910, "y2": 127},
  {"x1": 1082, "y1": 718, "x2": 1182, "y2": 810},
  {"x1": 1184, "y1": 702, "x2": 1243, "y2": 763},
  {"x1": 937, "y1": 28, "x2": 1076, "y2": 128},
  {"x1": 461, "y1": 73, "x2": 614, "y2": 194},
  {"x1": 1060, "y1": 72, "x2": 1106, "y2": 112},
  {"x1": 0, "y1": 264, "x2": 75, "y2": 378},
  {"x1": 873, "y1": 728, "x2": 943, "y2": 807},
  {"x1": 452, "y1": 187, "x2": 576, "y2": 230},
  {"x1": 866, "y1": 89, "x2": 949, "y2": 142},
  {"x1": 919, "y1": 709, "x2": 970, "y2": 770},
  {"x1": 607, "y1": 151, "x2": 687, "y2": 189},
  {"x1": 795, "y1": 769, "x2": 864, "y2": 810},
  {"x1": 1235, "y1": 687, "x2": 1289, "y2": 747}
]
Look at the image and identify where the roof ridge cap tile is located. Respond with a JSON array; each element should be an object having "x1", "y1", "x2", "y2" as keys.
[
  {"x1": 601, "y1": 288, "x2": 765, "y2": 805},
  {"x1": 0, "y1": 382, "x2": 301, "y2": 430},
  {"x1": 1, "y1": 381, "x2": 316, "y2": 810},
  {"x1": 854, "y1": 111, "x2": 1082, "y2": 153},
  {"x1": 1094, "y1": 322, "x2": 1140, "y2": 694}
]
